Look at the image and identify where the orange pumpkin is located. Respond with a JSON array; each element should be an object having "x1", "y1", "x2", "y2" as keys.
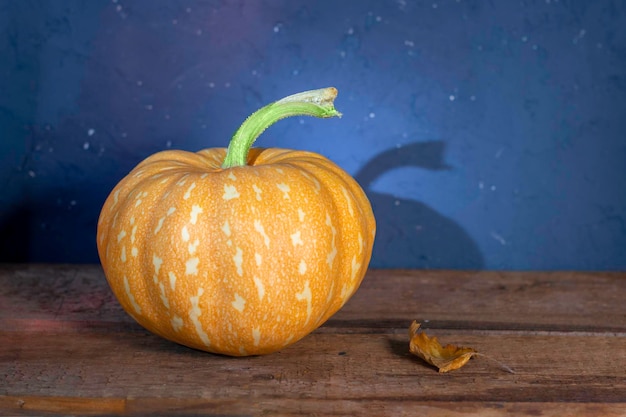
[{"x1": 97, "y1": 87, "x2": 375, "y2": 356}]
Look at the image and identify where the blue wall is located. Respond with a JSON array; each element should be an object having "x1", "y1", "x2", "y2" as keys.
[{"x1": 1, "y1": 0, "x2": 625, "y2": 270}]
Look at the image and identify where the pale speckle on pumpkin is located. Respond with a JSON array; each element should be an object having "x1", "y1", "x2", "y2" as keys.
[
  {"x1": 134, "y1": 198, "x2": 143, "y2": 207},
  {"x1": 233, "y1": 247, "x2": 244, "y2": 276},
  {"x1": 221, "y1": 220, "x2": 231, "y2": 236},
  {"x1": 298, "y1": 208, "x2": 305, "y2": 221},
  {"x1": 252, "y1": 328, "x2": 261, "y2": 347},
  {"x1": 181, "y1": 225, "x2": 190, "y2": 242},
  {"x1": 176, "y1": 175, "x2": 188, "y2": 186},
  {"x1": 253, "y1": 220, "x2": 270, "y2": 248},
  {"x1": 351, "y1": 255, "x2": 361, "y2": 281},
  {"x1": 113, "y1": 189, "x2": 120, "y2": 206},
  {"x1": 120, "y1": 246, "x2": 127, "y2": 262},
  {"x1": 295, "y1": 280, "x2": 312, "y2": 325},
  {"x1": 231, "y1": 293, "x2": 246, "y2": 312},
  {"x1": 325, "y1": 214, "x2": 338, "y2": 268},
  {"x1": 159, "y1": 282, "x2": 170, "y2": 309},
  {"x1": 298, "y1": 259, "x2": 307, "y2": 275},
  {"x1": 183, "y1": 182, "x2": 196, "y2": 199},
  {"x1": 290, "y1": 230, "x2": 303, "y2": 246},
  {"x1": 154, "y1": 217, "x2": 165, "y2": 234},
  {"x1": 342, "y1": 187, "x2": 354, "y2": 217},
  {"x1": 255, "y1": 253, "x2": 262, "y2": 266},
  {"x1": 185, "y1": 257, "x2": 199, "y2": 275},
  {"x1": 253, "y1": 276, "x2": 265, "y2": 301},
  {"x1": 168, "y1": 271, "x2": 177, "y2": 290},
  {"x1": 188, "y1": 238, "x2": 200, "y2": 255},
  {"x1": 190, "y1": 205, "x2": 203, "y2": 224},
  {"x1": 252, "y1": 184, "x2": 262, "y2": 201},
  {"x1": 171, "y1": 315, "x2": 183, "y2": 332},
  {"x1": 131, "y1": 247, "x2": 138, "y2": 257},
  {"x1": 153, "y1": 254, "x2": 163, "y2": 276},
  {"x1": 123, "y1": 275, "x2": 142, "y2": 314},
  {"x1": 228, "y1": 171, "x2": 237, "y2": 181},
  {"x1": 130, "y1": 224, "x2": 138, "y2": 244},
  {"x1": 117, "y1": 229, "x2": 127, "y2": 242},
  {"x1": 223, "y1": 184, "x2": 240, "y2": 200},
  {"x1": 277, "y1": 182, "x2": 291, "y2": 199},
  {"x1": 189, "y1": 288, "x2": 211, "y2": 347},
  {"x1": 167, "y1": 206, "x2": 176, "y2": 216},
  {"x1": 358, "y1": 232, "x2": 364, "y2": 254}
]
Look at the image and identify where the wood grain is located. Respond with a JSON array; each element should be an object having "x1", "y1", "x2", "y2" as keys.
[{"x1": 1, "y1": 264, "x2": 625, "y2": 416}]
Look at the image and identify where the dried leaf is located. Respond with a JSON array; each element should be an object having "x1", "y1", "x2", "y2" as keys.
[{"x1": 409, "y1": 321, "x2": 478, "y2": 373}]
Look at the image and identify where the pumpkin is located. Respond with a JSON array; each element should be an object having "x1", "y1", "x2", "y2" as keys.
[{"x1": 97, "y1": 87, "x2": 375, "y2": 356}]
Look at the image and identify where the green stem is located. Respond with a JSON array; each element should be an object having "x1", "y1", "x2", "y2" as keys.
[{"x1": 221, "y1": 87, "x2": 342, "y2": 168}]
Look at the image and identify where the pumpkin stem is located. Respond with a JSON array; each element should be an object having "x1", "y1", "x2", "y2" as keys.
[{"x1": 221, "y1": 87, "x2": 342, "y2": 168}]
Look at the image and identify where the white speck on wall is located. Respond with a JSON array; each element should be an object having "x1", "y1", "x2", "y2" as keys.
[
  {"x1": 478, "y1": 181, "x2": 484, "y2": 190},
  {"x1": 83, "y1": 142, "x2": 90, "y2": 150},
  {"x1": 449, "y1": 95, "x2": 456, "y2": 101},
  {"x1": 491, "y1": 185, "x2": 497, "y2": 191},
  {"x1": 87, "y1": 128, "x2": 95, "y2": 136},
  {"x1": 28, "y1": 170, "x2": 36, "y2": 178},
  {"x1": 369, "y1": 112, "x2": 375, "y2": 118},
  {"x1": 490, "y1": 231, "x2": 507, "y2": 246}
]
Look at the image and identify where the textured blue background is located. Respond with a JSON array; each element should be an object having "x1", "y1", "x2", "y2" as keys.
[{"x1": 1, "y1": 0, "x2": 625, "y2": 270}]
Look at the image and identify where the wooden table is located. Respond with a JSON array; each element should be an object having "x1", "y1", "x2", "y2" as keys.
[{"x1": 1, "y1": 265, "x2": 625, "y2": 416}]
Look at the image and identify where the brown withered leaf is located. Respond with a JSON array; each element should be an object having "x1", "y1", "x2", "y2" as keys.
[{"x1": 409, "y1": 321, "x2": 478, "y2": 373}]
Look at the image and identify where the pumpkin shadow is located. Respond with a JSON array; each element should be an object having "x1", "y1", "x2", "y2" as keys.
[
  {"x1": 0, "y1": 183, "x2": 106, "y2": 263},
  {"x1": 355, "y1": 141, "x2": 484, "y2": 270}
]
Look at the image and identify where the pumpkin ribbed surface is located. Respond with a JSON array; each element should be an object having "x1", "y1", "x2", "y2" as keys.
[{"x1": 97, "y1": 147, "x2": 375, "y2": 356}]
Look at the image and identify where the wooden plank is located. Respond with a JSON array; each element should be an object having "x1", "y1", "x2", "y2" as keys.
[
  {"x1": 1, "y1": 265, "x2": 625, "y2": 331},
  {"x1": 1, "y1": 265, "x2": 626, "y2": 416}
]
